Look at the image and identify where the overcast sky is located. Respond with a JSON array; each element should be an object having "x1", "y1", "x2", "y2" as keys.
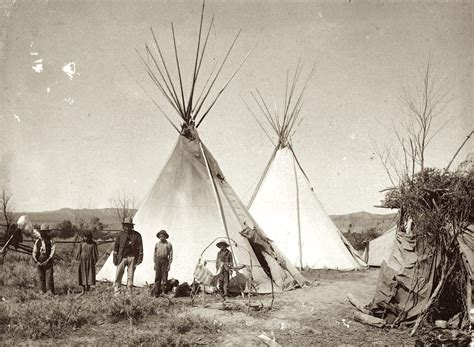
[{"x1": 1, "y1": 0, "x2": 472, "y2": 215}]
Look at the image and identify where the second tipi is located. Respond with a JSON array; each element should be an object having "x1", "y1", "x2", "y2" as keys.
[{"x1": 246, "y1": 65, "x2": 367, "y2": 270}]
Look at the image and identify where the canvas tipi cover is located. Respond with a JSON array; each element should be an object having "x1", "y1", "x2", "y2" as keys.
[
  {"x1": 97, "y1": 131, "x2": 307, "y2": 293},
  {"x1": 248, "y1": 147, "x2": 366, "y2": 270},
  {"x1": 245, "y1": 64, "x2": 366, "y2": 270}
]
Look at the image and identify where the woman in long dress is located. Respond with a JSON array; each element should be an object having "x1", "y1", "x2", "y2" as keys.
[{"x1": 76, "y1": 231, "x2": 98, "y2": 294}]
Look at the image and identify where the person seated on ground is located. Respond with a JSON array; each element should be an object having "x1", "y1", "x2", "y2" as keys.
[
  {"x1": 32, "y1": 223, "x2": 56, "y2": 295},
  {"x1": 153, "y1": 229, "x2": 173, "y2": 297},
  {"x1": 76, "y1": 230, "x2": 98, "y2": 295},
  {"x1": 216, "y1": 241, "x2": 233, "y2": 298}
]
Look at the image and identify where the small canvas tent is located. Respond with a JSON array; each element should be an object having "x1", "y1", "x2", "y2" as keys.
[
  {"x1": 365, "y1": 227, "x2": 396, "y2": 267},
  {"x1": 365, "y1": 228, "x2": 397, "y2": 267},
  {"x1": 97, "y1": 4, "x2": 307, "y2": 293},
  {"x1": 245, "y1": 65, "x2": 366, "y2": 270}
]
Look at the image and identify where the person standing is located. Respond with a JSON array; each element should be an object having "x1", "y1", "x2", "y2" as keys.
[
  {"x1": 76, "y1": 230, "x2": 98, "y2": 295},
  {"x1": 216, "y1": 241, "x2": 233, "y2": 297},
  {"x1": 32, "y1": 223, "x2": 56, "y2": 295},
  {"x1": 113, "y1": 217, "x2": 143, "y2": 294},
  {"x1": 153, "y1": 230, "x2": 173, "y2": 297}
]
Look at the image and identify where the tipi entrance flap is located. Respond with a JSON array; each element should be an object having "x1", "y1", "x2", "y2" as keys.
[{"x1": 201, "y1": 143, "x2": 308, "y2": 290}]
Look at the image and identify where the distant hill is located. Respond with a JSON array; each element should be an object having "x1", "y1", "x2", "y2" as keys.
[
  {"x1": 331, "y1": 211, "x2": 397, "y2": 233},
  {"x1": 5, "y1": 208, "x2": 137, "y2": 230},
  {"x1": 2, "y1": 208, "x2": 396, "y2": 233}
]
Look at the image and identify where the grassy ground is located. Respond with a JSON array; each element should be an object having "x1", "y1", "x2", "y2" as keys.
[{"x1": 0, "y1": 251, "x2": 421, "y2": 346}]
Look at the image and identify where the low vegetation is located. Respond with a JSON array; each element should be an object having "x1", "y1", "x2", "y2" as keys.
[
  {"x1": 343, "y1": 227, "x2": 381, "y2": 251},
  {"x1": 0, "y1": 252, "x2": 220, "y2": 343},
  {"x1": 5, "y1": 290, "x2": 219, "y2": 341}
]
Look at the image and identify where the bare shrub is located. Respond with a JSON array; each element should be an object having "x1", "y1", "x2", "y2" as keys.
[
  {"x1": 107, "y1": 293, "x2": 158, "y2": 325},
  {"x1": 0, "y1": 255, "x2": 37, "y2": 289}
]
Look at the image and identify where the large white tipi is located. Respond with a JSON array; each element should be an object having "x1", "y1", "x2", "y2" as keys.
[
  {"x1": 246, "y1": 65, "x2": 367, "y2": 270},
  {"x1": 97, "y1": 4, "x2": 307, "y2": 293}
]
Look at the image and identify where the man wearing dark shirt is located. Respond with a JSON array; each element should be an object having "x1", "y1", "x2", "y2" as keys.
[
  {"x1": 113, "y1": 217, "x2": 143, "y2": 294},
  {"x1": 32, "y1": 223, "x2": 56, "y2": 294}
]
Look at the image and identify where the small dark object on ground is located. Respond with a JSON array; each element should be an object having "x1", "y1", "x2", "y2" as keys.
[{"x1": 174, "y1": 282, "x2": 192, "y2": 297}]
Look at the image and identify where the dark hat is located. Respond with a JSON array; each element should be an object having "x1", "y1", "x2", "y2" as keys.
[
  {"x1": 156, "y1": 229, "x2": 169, "y2": 239},
  {"x1": 84, "y1": 230, "x2": 93, "y2": 239},
  {"x1": 39, "y1": 223, "x2": 51, "y2": 232},
  {"x1": 216, "y1": 241, "x2": 229, "y2": 248},
  {"x1": 122, "y1": 217, "x2": 134, "y2": 226}
]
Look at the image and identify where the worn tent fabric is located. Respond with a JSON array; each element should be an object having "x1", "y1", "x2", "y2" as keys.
[
  {"x1": 458, "y1": 225, "x2": 474, "y2": 276},
  {"x1": 249, "y1": 147, "x2": 366, "y2": 270},
  {"x1": 366, "y1": 227, "x2": 397, "y2": 267},
  {"x1": 366, "y1": 227, "x2": 473, "y2": 327},
  {"x1": 97, "y1": 133, "x2": 307, "y2": 293},
  {"x1": 366, "y1": 230, "x2": 438, "y2": 324}
]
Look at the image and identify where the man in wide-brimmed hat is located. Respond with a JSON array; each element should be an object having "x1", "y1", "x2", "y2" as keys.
[
  {"x1": 216, "y1": 240, "x2": 233, "y2": 297},
  {"x1": 153, "y1": 229, "x2": 173, "y2": 297},
  {"x1": 113, "y1": 217, "x2": 143, "y2": 294},
  {"x1": 32, "y1": 223, "x2": 56, "y2": 294}
]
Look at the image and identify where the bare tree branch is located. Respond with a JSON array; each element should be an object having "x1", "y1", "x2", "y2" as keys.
[
  {"x1": 1, "y1": 189, "x2": 15, "y2": 229},
  {"x1": 110, "y1": 192, "x2": 137, "y2": 223},
  {"x1": 398, "y1": 57, "x2": 454, "y2": 174}
]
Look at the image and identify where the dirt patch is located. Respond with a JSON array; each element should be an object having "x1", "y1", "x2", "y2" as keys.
[{"x1": 181, "y1": 269, "x2": 416, "y2": 345}]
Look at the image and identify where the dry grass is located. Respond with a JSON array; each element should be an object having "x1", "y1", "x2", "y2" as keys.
[
  {"x1": 1, "y1": 251, "x2": 218, "y2": 342},
  {"x1": 0, "y1": 251, "x2": 422, "y2": 345},
  {"x1": 3, "y1": 286, "x2": 219, "y2": 341}
]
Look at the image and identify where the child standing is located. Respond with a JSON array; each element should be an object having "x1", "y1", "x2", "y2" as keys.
[
  {"x1": 153, "y1": 230, "x2": 173, "y2": 297},
  {"x1": 216, "y1": 241, "x2": 233, "y2": 297},
  {"x1": 76, "y1": 231, "x2": 98, "y2": 294}
]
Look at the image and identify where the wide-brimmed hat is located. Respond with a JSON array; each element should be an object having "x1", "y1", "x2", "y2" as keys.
[
  {"x1": 39, "y1": 223, "x2": 51, "y2": 232},
  {"x1": 156, "y1": 229, "x2": 169, "y2": 239},
  {"x1": 122, "y1": 217, "x2": 134, "y2": 226},
  {"x1": 216, "y1": 241, "x2": 229, "y2": 248}
]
